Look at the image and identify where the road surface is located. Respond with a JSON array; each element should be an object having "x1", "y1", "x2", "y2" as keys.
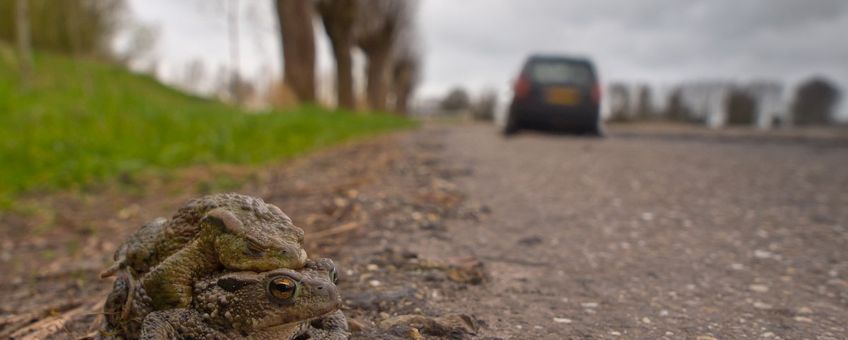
[{"x1": 407, "y1": 124, "x2": 848, "y2": 339}]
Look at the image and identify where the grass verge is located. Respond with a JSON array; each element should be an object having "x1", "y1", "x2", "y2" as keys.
[{"x1": 0, "y1": 45, "x2": 413, "y2": 203}]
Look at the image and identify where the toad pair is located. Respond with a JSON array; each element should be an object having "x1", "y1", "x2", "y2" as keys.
[{"x1": 99, "y1": 193, "x2": 347, "y2": 339}]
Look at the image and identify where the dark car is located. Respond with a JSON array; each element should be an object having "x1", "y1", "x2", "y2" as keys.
[{"x1": 504, "y1": 55, "x2": 602, "y2": 135}]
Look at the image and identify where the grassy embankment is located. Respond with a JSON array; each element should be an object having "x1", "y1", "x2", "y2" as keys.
[{"x1": 0, "y1": 45, "x2": 413, "y2": 204}]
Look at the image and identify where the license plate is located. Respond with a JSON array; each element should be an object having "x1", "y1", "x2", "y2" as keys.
[{"x1": 546, "y1": 87, "x2": 579, "y2": 106}]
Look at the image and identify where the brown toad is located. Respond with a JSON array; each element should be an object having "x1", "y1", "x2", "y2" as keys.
[
  {"x1": 102, "y1": 258, "x2": 347, "y2": 340},
  {"x1": 102, "y1": 193, "x2": 308, "y2": 309}
]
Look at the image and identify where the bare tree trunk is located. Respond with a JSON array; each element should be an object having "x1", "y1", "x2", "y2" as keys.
[
  {"x1": 394, "y1": 82, "x2": 410, "y2": 114},
  {"x1": 355, "y1": 0, "x2": 418, "y2": 112},
  {"x1": 331, "y1": 37, "x2": 355, "y2": 109},
  {"x1": 275, "y1": 0, "x2": 316, "y2": 103},
  {"x1": 16, "y1": 0, "x2": 34, "y2": 85},
  {"x1": 392, "y1": 64, "x2": 415, "y2": 114},
  {"x1": 364, "y1": 47, "x2": 390, "y2": 111},
  {"x1": 317, "y1": 0, "x2": 357, "y2": 110},
  {"x1": 228, "y1": 0, "x2": 241, "y2": 103}
]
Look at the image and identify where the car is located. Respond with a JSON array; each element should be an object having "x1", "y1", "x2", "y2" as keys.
[{"x1": 504, "y1": 55, "x2": 602, "y2": 136}]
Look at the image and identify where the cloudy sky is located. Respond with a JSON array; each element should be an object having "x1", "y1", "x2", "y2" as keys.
[{"x1": 127, "y1": 0, "x2": 847, "y2": 114}]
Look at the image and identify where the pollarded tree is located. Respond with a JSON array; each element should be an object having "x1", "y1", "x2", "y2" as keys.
[
  {"x1": 791, "y1": 77, "x2": 841, "y2": 126},
  {"x1": 607, "y1": 83, "x2": 631, "y2": 122},
  {"x1": 665, "y1": 87, "x2": 691, "y2": 122},
  {"x1": 725, "y1": 87, "x2": 757, "y2": 126},
  {"x1": 274, "y1": 0, "x2": 316, "y2": 103},
  {"x1": 390, "y1": 36, "x2": 421, "y2": 115},
  {"x1": 635, "y1": 85, "x2": 653, "y2": 119},
  {"x1": 355, "y1": 0, "x2": 417, "y2": 111},
  {"x1": 441, "y1": 87, "x2": 470, "y2": 112},
  {"x1": 316, "y1": 0, "x2": 358, "y2": 110}
]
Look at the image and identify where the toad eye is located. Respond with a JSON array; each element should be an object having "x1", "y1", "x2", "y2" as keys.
[
  {"x1": 329, "y1": 266, "x2": 339, "y2": 284},
  {"x1": 268, "y1": 277, "x2": 298, "y2": 302}
]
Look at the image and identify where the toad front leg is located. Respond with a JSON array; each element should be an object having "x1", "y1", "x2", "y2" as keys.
[
  {"x1": 140, "y1": 309, "x2": 229, "y2": 340},
  {"x1": 302, "y1": 310, "x2": 350, "y2": 340},
  {"x1": 142, "y1": 236, "x2": 219, "y2": 309}
]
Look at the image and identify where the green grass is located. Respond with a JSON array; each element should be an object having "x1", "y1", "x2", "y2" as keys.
[{"x1": 0, "y1": 45, "x2": 413, "y2": 201}]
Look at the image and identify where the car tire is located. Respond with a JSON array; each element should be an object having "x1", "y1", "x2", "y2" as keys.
[
  {"x1": 503, "y1": 112, "x2": 520, "y2": 136},
  {"x1": 585, "y1": 121, "x2": 604, "y2": 137}
]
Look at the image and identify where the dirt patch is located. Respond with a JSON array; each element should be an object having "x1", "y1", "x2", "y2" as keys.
[{"x1": 0, "y1": 130, "x2": 488, "y2": 339}]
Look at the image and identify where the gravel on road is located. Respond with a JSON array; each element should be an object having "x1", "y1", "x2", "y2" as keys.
[{"x1": 416, "y1": 124, "x2": 848, "y2": 339}]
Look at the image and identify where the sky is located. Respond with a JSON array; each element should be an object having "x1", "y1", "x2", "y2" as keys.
[{"x1": 125, "y1": 0, "x2": 848, "y2": 116}]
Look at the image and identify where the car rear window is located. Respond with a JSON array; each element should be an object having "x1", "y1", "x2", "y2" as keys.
[{"x1": 529, "y1": 61, "x2": 592, "y2": 85}]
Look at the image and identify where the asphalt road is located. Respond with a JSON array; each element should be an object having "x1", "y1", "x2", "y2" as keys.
[{"x1": 413, "y1": 124, "x2": 848, "y2": 339}]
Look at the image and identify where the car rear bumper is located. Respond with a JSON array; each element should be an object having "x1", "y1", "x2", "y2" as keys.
[{"x1": 510, "y1": 102, "x2": 599, "y2": 128}]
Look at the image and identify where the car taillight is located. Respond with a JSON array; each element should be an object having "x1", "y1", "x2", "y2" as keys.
[
  {"x1": 591, "y1": 82, "x2": 601, "y2": 104},
  {"x1": 514, "y1": 75, "x2": 530, "y2": 99}
]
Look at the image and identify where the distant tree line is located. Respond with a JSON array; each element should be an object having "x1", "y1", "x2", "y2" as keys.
[
  {"x1": 606, "y1": 77, "x2": 842, "y2": 128},
  {"x1": 0, "y1": 0, "x2": 125, "y2": 57}
]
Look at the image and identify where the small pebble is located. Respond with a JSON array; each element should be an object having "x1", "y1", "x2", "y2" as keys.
[
  {"x1": 553, "y1": 317, "x2": 572, "y2": 324},
  {"x1": 749, "y1": 284, "x2": 769, "y2": 293},
  {"x1": 753, "y1": 301, "x2": 773, "y2": 310},
  {"x1": 754, "y1": 250, "x2": 774, "y2": 259}
]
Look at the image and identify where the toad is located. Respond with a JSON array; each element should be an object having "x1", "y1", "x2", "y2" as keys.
[
  {"x1": 101, "y1": 258, "x2": 347, "y2": 340},
  {"x1": 102, "y1": 193, "x2": 308, "y2": 309}
]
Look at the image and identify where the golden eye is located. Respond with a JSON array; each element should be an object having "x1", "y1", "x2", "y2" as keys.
[{"x1": 268, "y1": 277, "x2": 297, "y2": 302}]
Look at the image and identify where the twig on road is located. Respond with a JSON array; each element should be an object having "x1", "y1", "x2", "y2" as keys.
[{"x1": 308, "y1": 221, "x2": 362, "y2": 240}]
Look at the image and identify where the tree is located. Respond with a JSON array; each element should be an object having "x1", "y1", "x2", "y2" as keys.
[
  {"x1": 1, "y1": 0, "x2": 125, "y2": 57},
  {"x1": 316, "y1": 0, "x2": 358, "y2": 110},
  {"x1": 471, "y1": 89, "x2": 498, "y2": 121},
  {"x1": 228, "y1": 0, "x2": 242, "y2": 104},
  {"x1": 15, "y1": 0, "x2": 33, "y2": 85},
  {"x1": 607, "y1": 83, "x2": 630, "y2": 122},
  {"x1": 355, "y1": 0, "x2": 416, "y2": 111},
  {"x1": 440, "y1": 87, "x2": 470, "y2": 112},
  {"x1": 274, "y1": 0, "x2": 316, "y2": 103},
  {"x1": 635, "y1": 85, "x2": 653, "y2": 119},
  {"x1": 725, "y1": 88, "x2": 756, "y2": 126},
  {"x1": 180, "y1": 59, "x2": 207, "y2": 94},
  {"x1": 390, "y1": 41, "x2": 421, "y2": 114},
  {"x1": 791, "y1": 77, "x2": 841, "y2": 126},
  {"x1": 665, "y1": 87, "x2": 690, "y2": 122}
]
